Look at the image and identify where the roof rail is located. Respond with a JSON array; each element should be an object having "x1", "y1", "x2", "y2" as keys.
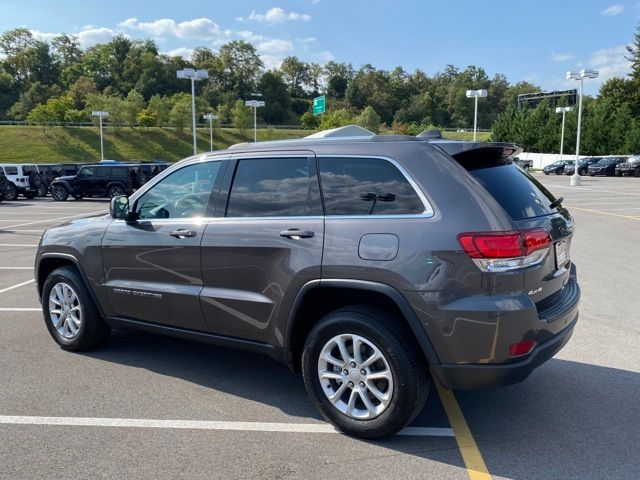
[{"x1": 304, "y1": 125, "x2": 374, "y2": 139}]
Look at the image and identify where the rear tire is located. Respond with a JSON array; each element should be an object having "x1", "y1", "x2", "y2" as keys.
[
  {"x1": 41, "y1": 266, "x2": 110, "y2": 351},
  {"x1": 108, "y1": 185, "x2": 125, "y2": 198},
  {"x1": 51, "y1": 185, "x2": 69, "y2": 201},
  {"x1": 36, "y1": 184, "x2": 48, "y2": 197},
  {"x1": 4, "y1": 184, "x2": 18, "y2": 201},
  {"x1": 302, "y1": 306, "x2": 429, "y2": 439}
]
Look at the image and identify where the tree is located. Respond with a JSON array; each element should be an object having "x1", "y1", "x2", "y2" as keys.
[
  {"x1": 231, "y1": 99, "x2": 252, "y2": 133},
  {"x1": 214, "y1": 41, "x2": 263, "y2": 100},
  {"x1": 626, "y1": 23, "x2": 640, "y2": 82},
  {"x1": 300, "y1": 111, "x2": 319, "y2": 130},
  {"x1": 355, "y1": 106, "x2": 381, "y2": 133},
  {"x1": 279, "y1": 56, "x2": 309, "y2": 97},
  {"x1": 148, "y1": 94, "x2": 172, "y2": 127},
  {"x1": 124, "y1": 89, "x2": 145, "y2": 127},
  {"x1": 64, "y1": 108, "x2": 86, "y2": 126},
  {"x1": 258, "y1": 71, "x2": 290, "y2": 123},
  {"x1": 26, "y1": 103, "x2": 53, "y2": 132},
  {"x1": 169, "y1": 93, "x2": 192, "y2": 131},
  {"x1": 136, "y1": 108, "x2": 156, "y2": 128},
  {"x1": 68, "y1": 76, "x2": 98, "y2": 110}
]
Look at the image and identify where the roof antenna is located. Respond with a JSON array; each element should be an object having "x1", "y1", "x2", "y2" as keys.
[{"x1": 416, "y1": 129, "x2": 442, "y2": 140}]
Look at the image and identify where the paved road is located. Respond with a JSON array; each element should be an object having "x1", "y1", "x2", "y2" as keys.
[{"x1": 0, "y1": 174, "x2": 638, "y2": 479}]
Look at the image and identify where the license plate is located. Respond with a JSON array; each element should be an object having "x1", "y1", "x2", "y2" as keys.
[{"x1": 555, "y1": 240, "x2": 568, "y2": 267}]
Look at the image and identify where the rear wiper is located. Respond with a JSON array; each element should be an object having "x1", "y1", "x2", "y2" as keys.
[{"x1": 549, "y1": 196, "x2": 564, "y2": 209}]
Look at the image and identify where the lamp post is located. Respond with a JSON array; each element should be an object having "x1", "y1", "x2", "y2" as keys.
[
  {"x1": 244, "y1": 99, "x2": 265, "y2": 142},
  {"x1": 203, "y1": 114, "x2": 219, "y2": 151},
  {"x1": 91, "y1": 111, "x2": 109, "y2": 161},
  {"x1": 177, "y1": 68, "x2": 209, "y2": 155},
  {"x1": 465, "y1": 89, "x2": 488, "y2": 141},
  {"x1": 566, "y1": 69, "x2": 599, "y2": 186},
  {"x1": 555, "y1": 106, "x2": 573, "y2": 163}
]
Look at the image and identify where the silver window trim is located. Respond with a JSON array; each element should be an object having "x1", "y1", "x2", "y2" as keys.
[{"x1": 317, "y1": 154, "x2": 435, "y2": 219}]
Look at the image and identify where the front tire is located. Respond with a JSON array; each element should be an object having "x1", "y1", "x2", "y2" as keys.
[
  {"x1": 42, "y1": 266, "x2": 110, "y2": 351},
  {"x1": 108, "y1": 185, "x2": 125, "y2": 198},
  {"x1": 4, "y1": 184, "x2": 18, "y2": 201},
  {"x1": 302, "y1": 307, "x2": 429, "y2": 439},
  {"x1": 51, "y1": 185, "x2": 69, "y2": 201}
]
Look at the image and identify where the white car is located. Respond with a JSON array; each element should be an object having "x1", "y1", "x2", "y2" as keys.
[{"x1": 0, "y1": 164, "x2": 42, "y2": 200}]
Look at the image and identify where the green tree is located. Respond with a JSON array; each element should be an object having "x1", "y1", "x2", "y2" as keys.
[
  {"x1": 26, "y1": 103, "x2": 53, "y2": 132},
  {"x1": 124, "y1": 89, "x2": 145, "y2": 127},
  {"x1": 231, "y1": 99, "x2": 252, "y2": 133},
  {"x1": 169, "y1": 93, "x2": 192, "y2": 131},
  {"x1": 300, "y1": 111, "x2": 319, "y2": 130},
  {"x1": 136, "y1": 108, "x2": 156, "y2": 128},
  {"x1": 355, "y1": 106, "x2": 382, "y2": 133},
  {"x1": 148, "y1": 94, "x2": 172, "y2": 128},
  {"x1": 279, "y1": 56, "x2": 309, "y2": 97},
  {"x1": 258, "y1": 71, "x2": 290, "y2": 124},
  {"x1": 64, "y1": 108, "x2": 86, "y2": 126}
]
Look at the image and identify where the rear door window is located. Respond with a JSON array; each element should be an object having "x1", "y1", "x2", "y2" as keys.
[
  {"x1": 318, "y1": 157, "x2": 425, "y2": 215},
  {"x1": 226, "y1": 157, "x2": 322, "y2": 217},
  {"x1": 4, "y1": 166, "x2": 18, "y2": 175}
]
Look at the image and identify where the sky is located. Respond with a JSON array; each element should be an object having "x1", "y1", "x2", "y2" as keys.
[{"x1": 1, "y1": 0, "x2": 638, "y2": 94}]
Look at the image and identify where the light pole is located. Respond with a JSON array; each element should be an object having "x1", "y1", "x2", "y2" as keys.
[
  {"x1": 203, "y1": 113, "x2": 219, "y2": 151},
  {"x1": 566, "y1": 69, "x2": 599, "y2": 186},
  {"x1": 244, "y1": 99, "x2": 265, "y2": 142},
  {"x1": 177, "y1": 68, "x2": 209, "y2": 155},
  {"x1": 91, "y1": 111, "x2": 109, "y2": 161},
  {"x1": 555, "y1": 106, "x2": 573, "y2": 162},
  {"x1": 466, "y1": 89, "x2": 488, "y2": 141}
]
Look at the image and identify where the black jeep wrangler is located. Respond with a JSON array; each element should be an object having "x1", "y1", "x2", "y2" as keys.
[
  {"x1": 37, "y1": 164, "x2": 82, "y2": 196},
  {"x1": 50, "y1": 164, "x2": 145, "y2": 201}
]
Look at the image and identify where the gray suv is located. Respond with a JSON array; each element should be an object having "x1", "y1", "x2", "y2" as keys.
[{"x1": 35, "y1": 128, "x2": 580, "y2": 438}]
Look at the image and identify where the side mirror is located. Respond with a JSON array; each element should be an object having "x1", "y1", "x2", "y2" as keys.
[{"x1": 110, "y1": 195, "x2": 131, "y2": 220}]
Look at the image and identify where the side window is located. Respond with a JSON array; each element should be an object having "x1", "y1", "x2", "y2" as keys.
[
  {"x1": 111, "y1": 168, "x2": 127, "y2": 180},
  {"x1": 4, "y1": 166, "x2": 18, "y2": 175},
  {"x1": 319, "y1": 157, "x2": 425, "y2": 215},
  {"x1": 135, "y1": 161, "x2": 222, "y2": 219},
  {"x1": 95, "y1": 168, "x2": 110, "y2": 178},
  {"x1": 226, "y1": 157, "x2": 322, "y2": 217},
  {"x1": 80, "y1": 167, "x2": 95, "y2": 178}
]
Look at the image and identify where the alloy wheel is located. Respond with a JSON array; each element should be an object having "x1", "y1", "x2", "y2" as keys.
[{"x1": 48, "y1": 282, "x2": 83, "y2": 339}]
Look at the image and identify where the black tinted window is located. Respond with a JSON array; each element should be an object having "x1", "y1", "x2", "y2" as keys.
[
  {"x1": 112, "y1": 168, "x2": 128, "y2": 179},
  {"x1": 4, "y1": 166, "x2": 18, "y2": 175},
  {"x1": 95, "y1": 168, "x2": 110, "y2": 178},
  {"x1": 468, "y1": 164, "x2": 558, "y2": 220},
  {"x1": 227, "y1": 157, "x2": 322, "y2": 217},
  {"x1": 319, "y1": 157, "x2": 425, "y2": 215}
]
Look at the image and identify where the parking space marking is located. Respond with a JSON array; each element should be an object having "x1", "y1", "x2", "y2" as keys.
[
  {"x1": 0, "y1": 244, "x2": 39, "y2": 247},
  {"x1": 436, "y1": 382, "x2": 491, "y2": 480},
  {"x1": 0, "y1": 415, "x2": 455, "y2": 437},
  {"x1": 0, "y1": 308, "x2": 40, "y2": 311},
  {"x1": 0, "y1": 210, "x2": 105, "y2": 229},
  {"x1": 0, "y1": 279, "x2": 35, "y2": 294},
  {"x1": 564, "y1": 205, "x2": 640, "y2": 220}
]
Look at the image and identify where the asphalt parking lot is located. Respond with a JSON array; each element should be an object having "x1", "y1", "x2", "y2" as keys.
[{"x1": 0, "y1": 174, "x2": 639, "y2": 480}]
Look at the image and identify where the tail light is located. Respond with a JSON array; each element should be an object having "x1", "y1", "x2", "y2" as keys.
[
  {"x1": 510, "y1": 339, "x2": 536, "y2": 357},
  {"x1": 458, "y1": 228, "x2": 552, "y2": 272}
]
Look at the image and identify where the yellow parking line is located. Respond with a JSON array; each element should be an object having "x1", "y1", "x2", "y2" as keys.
[
  {"x1": 435, "y1": 382, "x2": 491, "y2": 480},
  {"x1": 565, "y1": 205, "x2": 640, "y2": 221}
]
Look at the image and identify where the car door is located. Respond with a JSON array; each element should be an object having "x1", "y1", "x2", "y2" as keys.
[
  {"x1": 101, "y1": 158, "x2": 227, "y2": 330},
  {"x1": 199, "y1": 152, "x2": 324, "y2": 345},
  {"x1": 75, "y1": 166, "x2": 95, "y2": 193}
]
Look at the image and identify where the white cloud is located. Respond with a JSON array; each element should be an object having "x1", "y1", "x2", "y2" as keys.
[
  {"x1": 312, "y1": 0, "x2": 321, "y2": 4},
  {"x1": 235, "y1": 30, "x2": 265, "y2": 42},
  {"x1": 601, "y1": 4, "x2": 624, "y2": 16},
  {"x1": 164, "y1": 47, "x2": 194, "y2": 59},
  {"x1": 297, "y1": 37, "x2": 317, "y2": 44},
  {"x1": 257, "y1": 38, "x2": 294, "y2": 55},
  {"x1": 589, "y1": 45, "x2": 630, "y2": 82},
  {"x1": 315, "y1": 50, "x2": 334, "y2": 62},
  {"x1": 248, "y1": 7, "x2": 311, "y2": 24},
  {"x1": 76, "y1": 27, "x2": 119, "y2": 47},
  {"x1": 29, "y1": 29, "x2": 59, "y2": 43},
  {"x1": 118, "y1": 17, "x2": 225, "y2": 41},
  {"x1": 551, "y1": 52, "x2": 572, "y2": 62}
]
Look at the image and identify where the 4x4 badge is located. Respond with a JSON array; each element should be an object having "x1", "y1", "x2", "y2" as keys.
[{"x1": 528, "y1": 287, "x2": 542, "y2": 296}]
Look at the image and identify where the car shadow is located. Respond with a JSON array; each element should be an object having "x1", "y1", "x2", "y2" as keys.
[{"x1": 82, "y1": 330, "x2": 639, "y2": 478}]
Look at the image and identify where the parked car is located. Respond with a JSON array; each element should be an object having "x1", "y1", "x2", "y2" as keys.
[
  {"x1": 543, "y1": 160, "x2": 573, "y2": 175},
  {"x1": 36, "y1": 164, "x2": 82, "y2": 196},
  {"x1": 35, "y1": 127, "x2": 579, "y2": 439},
  {"x1": 588, "y1": 156, "x2": 628, "y2": 176},
  {"x1": 564, "y1": 157, "x2": 602, "y2": 176},
  {"x1": 0, "y1": 164, "x2": 43, "y2": 200},
  {"x1": 615, "y1": 155, "x2": 640, "y2": 177},
  {"x1": 50, "y1": 164, "x2": 145, "y2": 201},
  {"x1": 512, "y1": 156, "x2": 533, "y2": 171},
  {"x1": 139, "y1": 162, "x2": 171, "y2": 184},
  {"x1": 0, "y1": 170, "x2": 8, "y2": 202}
]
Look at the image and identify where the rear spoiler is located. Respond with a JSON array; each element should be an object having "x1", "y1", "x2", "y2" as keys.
[{"x1": 429, "y1": 141, "x2": 522, "y2": 169}]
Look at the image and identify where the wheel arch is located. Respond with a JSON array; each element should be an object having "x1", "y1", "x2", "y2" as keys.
[
  {"x1": 36, "y1": 253, "x2": 104, "y2": 315},
  {"x1": 284, "y1": 279, "x2": 440, "y2": 371}
]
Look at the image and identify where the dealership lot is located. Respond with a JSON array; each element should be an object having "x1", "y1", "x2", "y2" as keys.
[{"x1": 0, "y1": 174, "x2": 639, "y2": 479}]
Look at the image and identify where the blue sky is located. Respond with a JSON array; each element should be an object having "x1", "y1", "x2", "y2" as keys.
[{"x1": 1, "y1": 0, "x2": 638, "y2": 93}]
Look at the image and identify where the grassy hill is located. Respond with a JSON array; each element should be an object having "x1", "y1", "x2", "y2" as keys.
[{"x1": 0, "y1": 126, "x2": 491, "y2": 163}]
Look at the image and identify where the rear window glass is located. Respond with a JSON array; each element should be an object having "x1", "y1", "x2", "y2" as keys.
[
  {"x1": 319, "y1": 157, "x2": 425, "y2": 215},
  {"x1": 22, "y1": 165, "x2": 38, "y2": 174},
  {"x1": 4, "y1": 166, "x2": 18, "y2": 175},
  {"x1": 467, "y1": 163, "x2": 559, "y2": 220}
]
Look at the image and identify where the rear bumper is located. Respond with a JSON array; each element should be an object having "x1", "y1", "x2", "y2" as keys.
[{"x1": 432, "y1": 313, "x2": 577, "y2": 390}]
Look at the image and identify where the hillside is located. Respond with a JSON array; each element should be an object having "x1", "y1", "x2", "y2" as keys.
[{"x1": 0, "y1": 126, "x2": 491, "y2": 163}]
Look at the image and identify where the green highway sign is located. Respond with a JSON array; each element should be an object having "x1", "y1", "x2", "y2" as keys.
[{"x1": 313, "y1": 95, "x2": 325, "y2": 115}]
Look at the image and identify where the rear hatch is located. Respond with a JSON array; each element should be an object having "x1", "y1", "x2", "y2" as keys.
[{"x1": 433, "y1": 142, "x2": 575, "y2": 310}]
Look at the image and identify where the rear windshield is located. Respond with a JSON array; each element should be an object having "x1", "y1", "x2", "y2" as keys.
[{"x1": 466, "y1": 163, "x2": 559, "y2": 220}]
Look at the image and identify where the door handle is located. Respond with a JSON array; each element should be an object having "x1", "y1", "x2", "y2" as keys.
[
  {"x1": 280, "y1": 229, "x2": 314, "y2": 239},
  {"x1": 170, "y1": 229, "x2": 197, "y2": 238}
]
